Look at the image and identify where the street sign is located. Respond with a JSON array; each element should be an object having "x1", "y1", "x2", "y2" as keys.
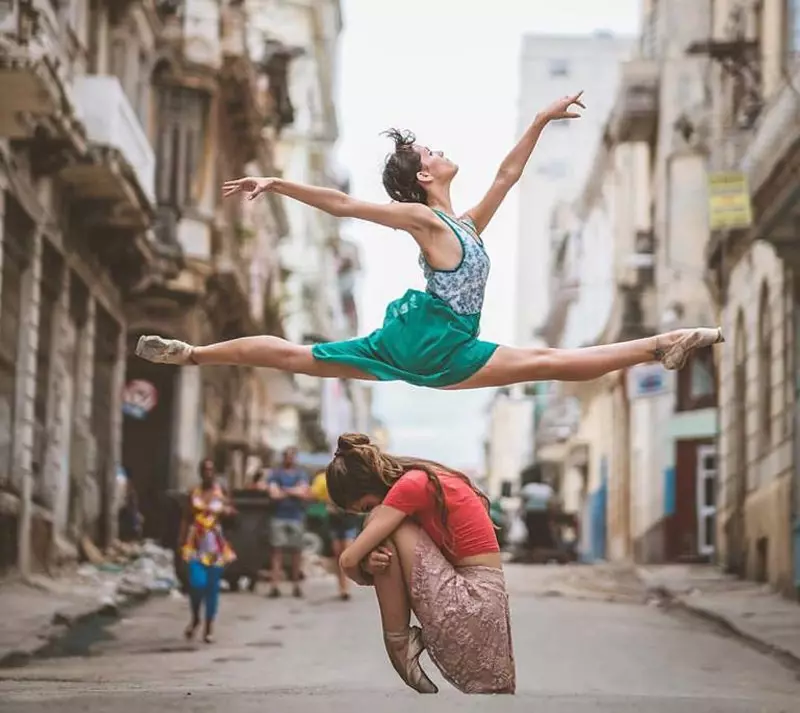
[{"x1": 708, "y1": 172, "x2": 753, "y2": 231}]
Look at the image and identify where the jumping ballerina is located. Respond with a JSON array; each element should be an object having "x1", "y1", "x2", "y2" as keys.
[{"x1": 135, "y1": 92, "x2": 723, "y2": 387}]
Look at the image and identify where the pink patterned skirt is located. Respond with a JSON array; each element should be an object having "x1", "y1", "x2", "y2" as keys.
[{"x1": 409, "y1": 530, "x2": 516, "y2": 694}]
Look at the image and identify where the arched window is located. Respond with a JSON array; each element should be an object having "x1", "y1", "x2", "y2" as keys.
[
  {"x1": 758, "y1": 283, "x2": 771, "y2": 452},
  {"x1": 733, "y1": 310, "x2": 748, "y2": 503}
]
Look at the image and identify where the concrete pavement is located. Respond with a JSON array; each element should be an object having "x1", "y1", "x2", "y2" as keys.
[
  {"x1": 0, "y1": 564, "x2": 798, "y2": 712},
  {"x1": 638, "y1": 564, "x2": 800, "y2": 665}
]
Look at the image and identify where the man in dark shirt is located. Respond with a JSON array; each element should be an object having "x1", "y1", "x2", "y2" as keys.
[{"x1": 267, "y1": 447, "x2": 310, "y2": 597}]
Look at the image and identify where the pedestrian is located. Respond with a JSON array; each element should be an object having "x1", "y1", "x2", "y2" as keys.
[
  {"x1": 311, "y1": 469, "x2": 362, "y2": 601},
  {"x1": 267, "y1": 447, "x2": 310, "y2": 598},
  {"x1": 325, "y1": 433, "x2": 515, "y2": 695},
  {"x1": 247, "y1": 469, "x2": 267, "y2": 490},
  {"x1": 136, "y1": 90, "x2": 723, "y2": 389},
  {"x1": 180, "y1": 459, "x2": 236, "y2": 643}
]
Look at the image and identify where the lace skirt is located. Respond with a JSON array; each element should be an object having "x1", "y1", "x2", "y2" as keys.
[{"x1": 409, "y1": 530, "x2": 515, "y2": 694}]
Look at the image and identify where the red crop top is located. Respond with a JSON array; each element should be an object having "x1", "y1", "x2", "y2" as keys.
[{"x1": 382, "y1": 470, "x2": 499, "y2": 561}]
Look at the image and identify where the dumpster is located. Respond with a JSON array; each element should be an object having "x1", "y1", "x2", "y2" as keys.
[{"x1": 222, "y1": 488, "x2": 273, "y2": 591}]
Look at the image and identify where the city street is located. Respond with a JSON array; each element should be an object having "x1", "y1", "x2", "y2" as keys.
[{"x1": 0, "y1": 566, "x2": 797, "y2": 713}]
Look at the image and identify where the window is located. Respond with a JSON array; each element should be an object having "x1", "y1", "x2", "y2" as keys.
[
  {"x1": 789, "y1": 0, "x2": 800, "y2": 58},
  {"x1": 0, "y1": 198, "x2": 33, "y2": 484},
  {"x1": 109, "y1": 32, "x2": 151, "y2": 128},
  {"x1": 676, "y1": 347, "x2": 716, "y2": 411},
  {"x1": 156, "y1": 86, "x2": 208, "y2": 207},
  {"x1": 548, "y1": 58, "x2": 570, "y2": 77},
  {"x1": 758, "y1": 283, "x2": 772, "y2": 451}
]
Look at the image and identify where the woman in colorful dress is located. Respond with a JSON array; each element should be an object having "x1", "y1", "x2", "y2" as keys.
[
  {"x1": 325, "y1": 433, "x2": 514, "y2": 695},
  {"x1": 135, "y1": 91, "x2": 723, "y2": 388},
  {"x1": 181, "y1": 459, "x2": 236, "y2": 643}
]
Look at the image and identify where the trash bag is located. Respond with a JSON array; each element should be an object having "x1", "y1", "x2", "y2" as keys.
[{"x1": 507, "y1": 516, "x2": 528, "y2": 546}]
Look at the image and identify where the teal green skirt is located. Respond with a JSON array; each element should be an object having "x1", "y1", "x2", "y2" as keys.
[{"x1": 311, "y1": 289, "x2": 498, "y2": 388}]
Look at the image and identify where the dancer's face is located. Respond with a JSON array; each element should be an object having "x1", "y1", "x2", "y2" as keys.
[
  {"x1": 414, "y1": 145, "x2": 458, "y2": 187},
  {"x1": 347, "y1": 493, "x2": 382, "y2": 514}
]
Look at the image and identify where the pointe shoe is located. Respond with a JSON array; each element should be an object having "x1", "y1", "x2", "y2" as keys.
[
  {"x1": 384, "y1": 626, "x2": 439, "y2": 694},
  {"x1": 656, "y1": 327, "x2": 724, "y2": 371},
  {"x1": 136, "y1": 335, "x2": 196, "y2": 365}
]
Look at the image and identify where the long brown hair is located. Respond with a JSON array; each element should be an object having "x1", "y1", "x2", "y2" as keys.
[{"x1": 325, "y1": 433, "x2": 494, "y2": 542}]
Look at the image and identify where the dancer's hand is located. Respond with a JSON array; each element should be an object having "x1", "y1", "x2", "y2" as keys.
[
  {"x1": 222, "y1": 176, "x2": 279, "y2": 201},
  {"x1": 362, "y1": 545, "x2": 393, "y2": 575},
  {"x1": 541, "y1": 91, "x2": 585, "y2": 121}
]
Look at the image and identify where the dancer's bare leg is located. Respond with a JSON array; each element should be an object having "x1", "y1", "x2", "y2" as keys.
[
  {"x1": 135, "y1": 335, "x2": 377, "y2": 380},
  {"x1": 446, "y1": 327, "x2": 723, "y2": 390},
  {"x1": 361, "y1": 515, "x2": 437, "y2": 694}
]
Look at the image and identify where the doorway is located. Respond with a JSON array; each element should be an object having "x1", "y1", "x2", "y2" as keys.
[
  {"x1": 121, "y1": 354, "x2": 177, "y2": 545},
  {"x1": 696, "y1": 444, "x2": 717, "y2": 558}
]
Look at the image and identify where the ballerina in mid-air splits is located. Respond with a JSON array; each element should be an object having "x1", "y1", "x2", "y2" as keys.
[{"x1": 136, "y1": 91, "x2": 723, "y2": 388}]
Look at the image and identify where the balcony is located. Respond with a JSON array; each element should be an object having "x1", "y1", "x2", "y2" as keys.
[
  {"x1": 162, "y1": 0, "x2": 221, "y2": 69},
  {"x1": 609, "y1": 59, "x2": 659, "y2": 144},
  {"x1": 0, "y1": 1, "x2": 79, "y2": 140},
  {"x1": 221, "y1": 1, "x2": 247, "y2": 58},
  {"x1": 61, "y1": 75, "x2": 155, "y2": 227},
  {"x1": 618, "y1": 229, "x2": 655, "y2": 287},
  {"x1": 707, "y1": 62, "x2": 800, "y2": 277},
  {"x1": 205, "y1": 223, "x2": 254, "y2": 336}
]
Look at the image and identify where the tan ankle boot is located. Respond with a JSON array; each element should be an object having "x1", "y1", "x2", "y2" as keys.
[{"x1": 383, "y1": 626, "x2": 438, "y2": 694}]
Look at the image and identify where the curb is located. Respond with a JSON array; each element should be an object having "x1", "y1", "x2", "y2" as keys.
[
  {"x1": 0, "y1": 588, "x2": 152, "y2": 670},
  {"x1": 650, "y1": 585, "x2": 800, "y2": 674}
]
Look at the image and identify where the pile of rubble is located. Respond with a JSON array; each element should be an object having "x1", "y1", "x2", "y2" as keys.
[{"x1": 76, "y1": 537, "x2": 178, "y2": 607}]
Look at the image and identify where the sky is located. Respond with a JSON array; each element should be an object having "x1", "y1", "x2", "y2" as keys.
[{"x1": 335, "y1": 0, "x2": 641, "y2": 470}]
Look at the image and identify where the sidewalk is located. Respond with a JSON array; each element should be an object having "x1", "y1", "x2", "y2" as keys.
[
  {"x1": 637, "y1": 564, "x2": 800, "y2": 664},
  {"x1": 0, "y1": 541, "x2": 177, "y2": 668}
]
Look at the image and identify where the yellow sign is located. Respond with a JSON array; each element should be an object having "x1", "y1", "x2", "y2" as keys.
[{"x1": 708, "y1": 172, "x2": 753, "y2": 231}]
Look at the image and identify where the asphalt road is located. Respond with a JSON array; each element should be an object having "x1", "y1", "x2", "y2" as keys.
[{"x1": 0, "y1": 565, "x2": 797, "y2": 712}]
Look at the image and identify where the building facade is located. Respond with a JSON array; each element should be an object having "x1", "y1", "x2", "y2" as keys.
[
  {"x1": 514, "y1": 32, "x2": 634, "y2": 349},
  {"x1": 532, "y1": 0, "x2": 728, "y2": 567},
  {"x1": 0, "y1": 0, "x2": 357, "y2": 576},
  {"x1": 0, "y1": 0, "x2": 161, "y2": 571},
  {"x1": 246, "y1": 0, "x2": 365, "y2": 454},
  {"x1": 701, "y1": 0, "x2": 799, "y2": 594}
]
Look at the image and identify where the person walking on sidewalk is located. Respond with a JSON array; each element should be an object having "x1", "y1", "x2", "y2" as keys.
[
  {"x1": 311, "y1": 469, "x2": 363, "y2": 601},
  {"x1": 180, "y1": 459, "x2": 236, "y2": 644},
  {"x1": 326, "y1": 433, "x2": 515, "y2": 695},
  {"x1": 267, "y1": 447, "x2": 310, "y2": 598}
]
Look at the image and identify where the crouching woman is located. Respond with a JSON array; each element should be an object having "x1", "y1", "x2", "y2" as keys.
[{"x1": 325, "y1": 433, "x2": 515, "y2": 695}]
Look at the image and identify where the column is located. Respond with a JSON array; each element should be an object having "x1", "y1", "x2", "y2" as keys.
[
  {"x1": 50, "y1": 268, "x2": 72, "y2": 537},
  {"x1": 15, "y1": 228, "x2": 42, "y2": 576},
  {"x1": 0, "y1": 187, "x2": 5, "y2": 317},
  {"x1": 104, "y1": 322, "x2": 127, "y2": 545},
  {"x1": 172, "y1": 365, "x2": 202, "y2": 491},
  {"x1": 73, "y1": 297, "x2": 96, "y2": 541}
]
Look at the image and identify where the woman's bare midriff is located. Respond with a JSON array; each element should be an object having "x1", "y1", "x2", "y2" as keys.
[{"x1": 454, "y1": 551, "x2": 502, "y2": 569}]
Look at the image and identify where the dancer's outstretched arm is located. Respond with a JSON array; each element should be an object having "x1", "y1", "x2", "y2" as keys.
[
  {"x1": 463, "y1": 91, "x2": 586, "y2": 235},
  {"x1": 222, "y1": 176, "x2": 439, "y2": 233}
]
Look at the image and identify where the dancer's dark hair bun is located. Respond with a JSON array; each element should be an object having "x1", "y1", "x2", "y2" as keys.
[
  {"x1": 381, "y1": 128, "x2": 427, "y2": 205},
  {"x1": 337, "y1": 433, "x2": 371, "y2": 454}
]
